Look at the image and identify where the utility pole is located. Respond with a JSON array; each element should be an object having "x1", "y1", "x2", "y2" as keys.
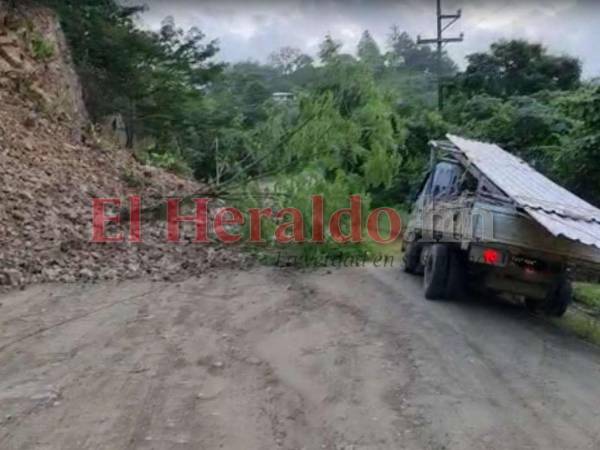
[{"x1": 417, "y1": 0, "x2": 463, "y2": 111}]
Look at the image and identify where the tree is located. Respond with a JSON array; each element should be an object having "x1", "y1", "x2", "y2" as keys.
[
  {"x1": 268, "y1": 46, "x2": 313, "y2": 75},
  {"x1": 386, "y1": 26, "x2": 415, "y2": 68},
  {"x1": 42, "y1": 0, "x2": 224, "y2": 161},
  {"x1": 460, "y1": 40, "x2": 581, "y2": 97},
  {"x1": 386, "y1": 25, "x2": 455, "y2": 75},
  {"x1": 319, "y1": 34, "x2": 342, "y2": 64},
  {"x1": 357, "y1": 30, "x2": 383, "y2": 73},
  {"x1": 451, "y1": 94, "x2": 571, "y2": 163},
  {"x1": 549, "y1": 86, "x2": 600, "y2": 205},
  {"x1": 134, "y1": 17, "x2": 222, "y2": 149}
]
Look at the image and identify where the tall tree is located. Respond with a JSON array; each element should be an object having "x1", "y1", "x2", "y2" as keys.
[
  {"x1": 319, "y1": 34, "x2": 342, "y2": 64},
  {"x1": 357, "y1": 30, "x2": 383, "y2": 73},
  {"x1": 43, "y1": 1, "x2": 223, "y2": 150},
  {"x1": 386, "y1": 25, "x2": 455, "y2": 75},
  {"x1": 460, "y1": 40, "x2": 581, "y2": 97},
  {"x1": 268, "y1": 46, "x2": 313, "y2": 75}
]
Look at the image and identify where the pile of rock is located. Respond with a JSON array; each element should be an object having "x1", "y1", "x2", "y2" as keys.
[{"x1": 0, "y1": 6, "x2": 249, "y2": 290}]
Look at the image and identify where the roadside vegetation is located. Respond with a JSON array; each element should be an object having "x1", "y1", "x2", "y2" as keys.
[
  {"x1": 551, "y1": 310, "x2": 600, "y2": 347},
  {"x1": 574, "y1": 282, "x2": 600, "y2": 311}
]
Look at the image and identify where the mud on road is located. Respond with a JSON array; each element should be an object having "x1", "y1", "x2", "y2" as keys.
[{"x1": 1, "y1": 267, "x2": 600, "y2": 449}]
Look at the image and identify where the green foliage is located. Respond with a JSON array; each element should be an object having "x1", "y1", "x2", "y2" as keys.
[
  {"x1": 275, "y1": 62, "x2": 403, "y2": 191},
  {"x1": 280, "y1": 169, "x2": 368, "y2": 254},
  {"x1": 547, "y1": 86, "x2": 600, "y2": 204},
  {"x1": 318, "y1": 34, "x2": 343, "y2": 63},
  {"x1": 552, "y1": 309, "x2": 600, "y2": 346},
  {"x1": 574, "y1": 282, "x2": 600, "y2": 311},
  {"x1": 450, "y1": 94, "x2": 571, "y2": 161},
  {"x1": 386, "y1": 25, "x2": 456, "y2": 75},
  {"x1": 372, "y1": 110, "x2": 447, "y2": 207},
  {"x1": 146, "y1": 151, "x2": 191, "y2": 176},
  {"x1": 456, "y1": 40, "x2": 581, "y2": 97},
  {"x1": 42, "y1": 0, "x2": 222, "y2": 152},
  {"x1": 201, "y1": 54, "x2": 407, "y2": 256},
  {"x1": 357, "y1": 30, "x2": 384, "y2": 74},
  {"x1": 30, "y1": 33, "x2": 55, "y2": 61},
  {"x1": 268, "y1": 46, "x2": 313, "y2": 75}
]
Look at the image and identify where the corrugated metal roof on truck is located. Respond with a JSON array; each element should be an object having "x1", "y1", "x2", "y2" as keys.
[{"x1": 447, "y1": 135, "x2": 600, "y2": 249}]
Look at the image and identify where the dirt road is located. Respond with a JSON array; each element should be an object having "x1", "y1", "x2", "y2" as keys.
[{"x1": 1, "y1": 266, "x2": 600, "y2": 450}]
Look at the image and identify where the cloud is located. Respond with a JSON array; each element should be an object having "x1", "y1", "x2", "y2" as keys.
[{"x1": 132, "y1": 0, "x2": 600, "y2": 77}]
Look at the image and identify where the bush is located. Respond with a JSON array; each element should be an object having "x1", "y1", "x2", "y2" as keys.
[
  {"x1": 120, "y1": 168, "x2": 144, "y2": 188},
  {"x1": 146, "y1": 151, "x2": 191, "y2": 176},
  {"x1": 31, "y1": 33, "x2": 55, "y2": 61}
]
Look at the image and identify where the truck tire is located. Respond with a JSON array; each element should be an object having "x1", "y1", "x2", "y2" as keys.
[
  {"x1": 424, "y1": 244, "x2": 449, "y2": 300},
  {"x1": 445, "y1": 250, "x2": 466, "y2": 300},
  {"x1": 544, "y1": 277, "x2": 572, "y2": 318},
  {"x1": 403, "y1": 241, "x2": 421, "y2": 274}
]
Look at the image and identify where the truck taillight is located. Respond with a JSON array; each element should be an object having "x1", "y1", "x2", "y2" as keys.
[
  {"x1": 469, "y1": 246, "x2": 508, "y2": 267},
  {"x1": 483, "y1": 248, "x2": 500, "y2": 265}
]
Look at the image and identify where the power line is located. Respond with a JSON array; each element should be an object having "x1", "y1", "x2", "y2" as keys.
[{"x1": 417, "y1": 0, "x2": 464, "y2": 111}]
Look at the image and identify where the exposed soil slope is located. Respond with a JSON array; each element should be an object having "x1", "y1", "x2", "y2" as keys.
[{"x1": 0, "y1": 5, "x2": 244, "y2": 289}]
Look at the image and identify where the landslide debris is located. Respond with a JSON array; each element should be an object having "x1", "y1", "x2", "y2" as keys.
[{"x1": 0, "y1": 5, "x2": 247, "y2": 289}]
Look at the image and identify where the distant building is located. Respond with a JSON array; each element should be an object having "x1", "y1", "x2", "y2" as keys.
[{"x1": 272, "y1": 92, "x2": 295, "y2": 103}]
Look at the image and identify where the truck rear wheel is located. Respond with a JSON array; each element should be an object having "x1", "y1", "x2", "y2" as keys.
[
  {"x1": 544, "y1": 277, "x2": 572, "y2": 318},
  {"x1": 424, "y1": 244, "x2": 449, "y2": 300},
  {"x1": 445, "y1": 250, "x2": 466, "y2": 300},
  {"x1": 403, "y1": 241, "x2": 421, "y2": 274}
]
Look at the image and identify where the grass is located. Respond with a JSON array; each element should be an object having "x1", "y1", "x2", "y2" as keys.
[
  {"x1": 573, "y1": 282, "x2": 600, "y2": 310},
  {"x1": 546, "y1": 282, "x2": 600, "y2": 347},
  {"x1": 361, "y1": 205, "x2": 408, "y2": 258},
  {"x1": 551, "y1": 308, "x2": 600, "y2": 346},
  {"x1": 31, "y1": 33, "x2": 55, "y2": 61}
]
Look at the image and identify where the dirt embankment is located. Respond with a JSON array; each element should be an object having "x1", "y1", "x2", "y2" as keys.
[{"x1": 0, "y1": 4, "x2": 246, "y2": 290}]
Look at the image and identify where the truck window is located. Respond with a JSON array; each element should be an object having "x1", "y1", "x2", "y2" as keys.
[
  {"x1": 412, "y1": 173, "x2": 432, "y2": 210},
  {"x1": 430, "y1": 162, "x2": 463, "y2": 200}
]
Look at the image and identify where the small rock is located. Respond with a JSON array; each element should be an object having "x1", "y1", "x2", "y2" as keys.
[
  {"x1": 78, "y1": 268, "x2": 95, "y2": 280},
  {"x1": 23, "y1": 112, "x2": 37, "y2": 129},
  {"x1": 42, "y1": 267, "x2": 62, "y2": 281},
  {"x1": 101, "y1": 268, "x2": 118, "y2": 280},
  {"x1": 11, "y1": 210, "x2": 26, "y2": 221},
  {"x1": 61, "y1": 274, "x2": 76, "y2": 283},
  {"x1": 247, "y1": 357, "x2": 261, "y2": 365},
  {"x1": 0, "y1": 269, "x2": 23, "y2": 286}
]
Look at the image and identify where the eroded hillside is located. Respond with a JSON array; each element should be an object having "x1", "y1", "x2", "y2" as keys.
[{"x1": 0, "y1": 4, "x2": 245, "y2": 289}]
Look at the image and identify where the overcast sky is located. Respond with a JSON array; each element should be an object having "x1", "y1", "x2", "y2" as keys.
[{"x1": 133, "y1": 0, "x2": 600, "y2": 78}]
